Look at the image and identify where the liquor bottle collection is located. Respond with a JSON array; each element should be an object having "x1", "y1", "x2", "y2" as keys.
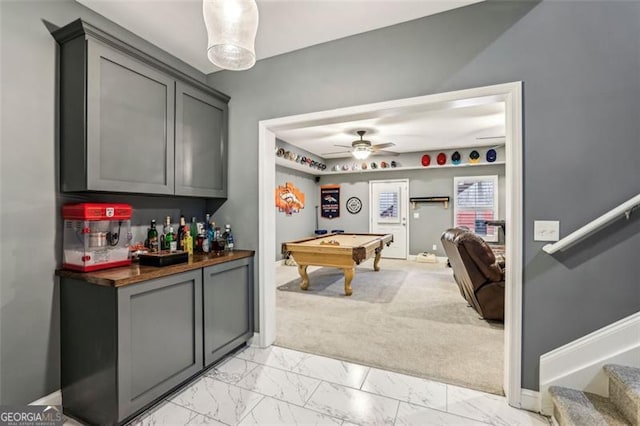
[{"x1": 146, "y1": 214, "x2": 234, "y2": 255}]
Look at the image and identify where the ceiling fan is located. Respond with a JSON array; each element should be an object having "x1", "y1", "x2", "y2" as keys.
[{"x1": 323, "y1": 130, "x2": 398, "y2": 160}]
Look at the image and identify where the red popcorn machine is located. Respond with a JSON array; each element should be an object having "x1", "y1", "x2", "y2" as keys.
[{"x1": 62, "y1": 203, "x2": 132, "y2": 272}]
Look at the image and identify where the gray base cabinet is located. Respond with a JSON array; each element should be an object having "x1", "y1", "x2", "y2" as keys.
[
  {"x1": 203, "y1": 257, "x2": 254, "y2": 366},
  {"x1": 61, "y1": 270, "x2": 202, "y2": 425},
  {"x1": 117, "y1": 272, "x2": 203, "y2": 420}
]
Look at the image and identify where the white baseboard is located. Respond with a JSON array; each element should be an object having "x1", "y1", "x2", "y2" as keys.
[
  {"x1": 520, "y1": 389, "x2": 541, "y2": 413},
  {"x1": 407, "y1": 254, "x2": 447, "y2": 263},
  {"x1": 248, "y1": 332, "x2": 264, "y2": 348},
  {"x1": 29, "y1": 389, "x2": 62, "y2": 406},
  {"x1": 539, "y1": 311, "x2": 640, "y2": 415}
]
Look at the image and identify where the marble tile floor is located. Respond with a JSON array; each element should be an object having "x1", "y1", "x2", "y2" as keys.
[{"x1": 65, "y1": 345, "x2": 550, "y2": 426}]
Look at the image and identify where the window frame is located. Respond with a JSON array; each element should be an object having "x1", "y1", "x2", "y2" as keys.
[{"x1": 453, "y1": 174, "x2": 499, "y2": 242}]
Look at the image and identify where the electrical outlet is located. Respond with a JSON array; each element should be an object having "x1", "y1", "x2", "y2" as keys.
[
  {"x1": 432, "y1": 244, "x2": 437, "y2": 251},
  {"x1": 413, "y1": 212, "x2": 420, "y2": 219},
  {"x1": 534, "y1": 220, "x2": 560, "y2": 241}
]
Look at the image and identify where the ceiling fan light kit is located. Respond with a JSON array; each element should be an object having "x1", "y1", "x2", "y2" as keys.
[
  {"x1": 352, "y1": 146, "x2": 371, "y2": 160},
  {"x1": 325, "y1": 130, "x2": 398, "y2": 159},
  {"x1": 203, "y1": 0, "x2": 259, "y2": 71}
]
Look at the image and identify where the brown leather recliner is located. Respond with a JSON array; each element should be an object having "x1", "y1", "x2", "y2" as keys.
[{"x1": 441, "y1": 228, "x2": 505, "y2": 321}]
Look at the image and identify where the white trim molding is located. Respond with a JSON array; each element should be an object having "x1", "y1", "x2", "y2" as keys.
[
  {"x1": 539, "y1": 311, "x2": 640, "y2": 415},
  {"x1": 29, "y1": 390, "x2": 62, "y2": 406},
  {"x1": 520, "y1": 389, "x2": 541, "y2": 413},
  {"x1": 258, "y1": 81, "x2": 524, "y2": 406},
  {"x1": 257, "y1": 125, "x2": 277, "y2": 348},
  {"x1": 503, "y1": 81, "x2": 524, "y2": 408}
]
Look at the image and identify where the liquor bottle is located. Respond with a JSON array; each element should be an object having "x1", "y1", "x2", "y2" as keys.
[
  {"x1": 177, "y1": 215, "x2": 186, "y2": 250},
  {"x1": 161, "y1": 216, "x2": 171, "y2": 250},
  {"x1": 165, "y1": 227, "x2": 176, "y2": 252},
  {"x1": 182, "y1": 229, "x2": 193, "y2": 256},
  {"x1": 202, "y1": 214, "x2": 211, "y2": 253},
  {"x1": 224, "y1": 224, "x2": 234, "y2": 252},
  {"x1": 214, "y1": 226, "x2": 225, "y2": 253},
  {"x1": 147, "y1": 220, "x2": 159, "y2": 253},
  {"x1": 207, "y1": 221, "x2": 216, "y2": 252},
  {"x1": 202, "y1": 232, "x2": 210, "y2": 253},
  {"x1": 190, "y1": 217, "x2": 198, "y2": 247}
]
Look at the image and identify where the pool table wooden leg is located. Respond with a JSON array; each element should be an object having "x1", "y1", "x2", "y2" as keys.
[
  {"x1": 298, "y1": 264, "x2": 309, "y2": 290},
  {"x1": 343, "y1": 268, "x2": 354, "y2": 296},
  {"x1": 373, "y1": 248, "x2": 382, "y2": 272}
]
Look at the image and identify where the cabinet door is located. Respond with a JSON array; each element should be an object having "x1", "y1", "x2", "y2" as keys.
[
  {"x1": 175, "y1": 81, "x2": 228, "y2": 198},
  {"x1": 117, "y1": 270, "x2": 202, "y2": 421},
  {"x1": 203, "y1": 257, "x2": 254, "y2": 366},
  {"x1": 86, "y1": 39, "x2": 175, "y2": 194}
]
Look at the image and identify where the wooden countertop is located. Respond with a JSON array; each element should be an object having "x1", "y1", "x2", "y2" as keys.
[{"x1": 56, "y1": 250, "x2": 255, "y2": 287}]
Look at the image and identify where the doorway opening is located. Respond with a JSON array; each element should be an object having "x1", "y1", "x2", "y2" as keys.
[{"x1": 258, "y1": 82, "x2": 523, "y2": 407}]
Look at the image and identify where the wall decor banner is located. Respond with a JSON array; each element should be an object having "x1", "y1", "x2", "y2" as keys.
[
  {"x1": 321, "y1": 185, "x2": 340, "y2": 219},
  {"x1": 276, "y1": 182, "x2": 305, "y2": 215}
]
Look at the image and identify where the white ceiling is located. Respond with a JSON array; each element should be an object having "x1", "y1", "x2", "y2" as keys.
[
  {"x1": 278, "y1": 101, "x2": 506, "y2": 159},
  {"x1": 75, "y1": 0, "x2": 482, "y2": 74},
  {"x1": 76, "y1": 0, "x2": 499, "y2": 158}
]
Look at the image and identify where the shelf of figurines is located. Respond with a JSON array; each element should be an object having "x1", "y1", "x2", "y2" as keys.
[
  {"x1": 276, "y1": 145, "x2": 505, "y2": 176},
  {"x1": 325, "y1": 159, "x2": 506, "y2": 175},
  {"x1": 275, "y1": 146, "x2": 327, "y2": 176}
]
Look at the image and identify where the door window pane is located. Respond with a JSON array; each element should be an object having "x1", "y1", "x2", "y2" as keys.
[{"x1": 378, "y1": 191, "x2": 400, "y2": 223}]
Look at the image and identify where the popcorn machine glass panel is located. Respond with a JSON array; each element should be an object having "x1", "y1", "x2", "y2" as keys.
[{"x1": 62, "y1": 203, "x2": 132, "y2": 272}]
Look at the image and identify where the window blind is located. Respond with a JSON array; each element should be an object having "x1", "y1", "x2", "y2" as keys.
[
  {"x1": 453, "y1": 175, "x2": 499, "y2": 242},
  {"x1": 378, "y1": 191, "x2": 399, "y2": 223}
]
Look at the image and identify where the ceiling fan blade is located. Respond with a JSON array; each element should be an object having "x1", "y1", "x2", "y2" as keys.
[
  {"x1": 322, "y1": 150, "x2": 351, "y2": 155},
  {"x1": 371, "y1": 142, "x2": 395, "y2": 151},
  {"x1": 334, "y1": 144, "x2": 354, "y2": 149},
  {"x1": 371, "y1": 150, "x2": 399, "y2": 157},
  {"x1": 476, "y1": 136, "x2": 505, "y2": 140}
]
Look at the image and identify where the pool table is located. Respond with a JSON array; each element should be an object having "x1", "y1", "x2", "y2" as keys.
[{"x1": 281, "y1": 233, "x2": 394, "y2": 296}]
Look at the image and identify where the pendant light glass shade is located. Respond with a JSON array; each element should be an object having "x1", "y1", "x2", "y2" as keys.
[{"x1": 203, "y1": 0, "x2": 259, "y2": 71}]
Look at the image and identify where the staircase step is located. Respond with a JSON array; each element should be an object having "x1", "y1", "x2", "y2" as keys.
[
  {"x1": 604, "y1": 364, "x2": 640, "y2": 425},
  {"x1": 549, "y1": 386, "x2": 630, "y2": 426}
]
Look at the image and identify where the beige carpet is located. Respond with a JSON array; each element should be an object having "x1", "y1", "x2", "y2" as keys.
[{"x1": 275, "y1": 259, "x2": 504, "y2": 395}]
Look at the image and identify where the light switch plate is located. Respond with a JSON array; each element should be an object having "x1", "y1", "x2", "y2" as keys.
[
  {"x1": 413, "y1": 212, "x2": 420, "y2": 219},
  {"x1": 534, "y1": 220, "x2": 560, "y2": 241}
]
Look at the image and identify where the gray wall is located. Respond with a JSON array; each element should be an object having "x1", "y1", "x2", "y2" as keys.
[
  {"x1": 209, "y1": 1, "x2": 640, "y2": 391},
  {"x1": 317, "y1": 165, "x2": 506, "y2": 256},
  {"x1": 275, "y1": 166, "x2": 318, "y2": 260},
  {"x1": 0, "y1": 0, "x2": 212, "y2": 404}
]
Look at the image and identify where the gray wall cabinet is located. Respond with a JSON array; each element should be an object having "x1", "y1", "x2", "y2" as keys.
[
  {"x1": 175, "y1": 81, "x2": 228, "y2": 198},
  {"x1": 203, "y1": 257, "x2": 254, "y2": 366},
  {"x1": 53, "y1": 19, "x2": 229, "y2": 197},
  {"x1": 60, "y1": 270, "x2": 203, "y2": 425},
  {"x1": 86, "y1": 39, "x2": 175, "y2": 194}
]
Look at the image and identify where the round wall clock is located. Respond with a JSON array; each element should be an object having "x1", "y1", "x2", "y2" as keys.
[{"x1": 346, "y1": 197, "x2": 362, "y2": 214}]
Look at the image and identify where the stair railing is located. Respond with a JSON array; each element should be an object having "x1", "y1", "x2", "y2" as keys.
[{"x1": 543, "y1": 193, "x2": 640, "y2": 254}]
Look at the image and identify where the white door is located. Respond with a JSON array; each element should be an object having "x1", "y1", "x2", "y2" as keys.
[{"x1": 369, "y1": 179, "x2": 408, "y2": 259}]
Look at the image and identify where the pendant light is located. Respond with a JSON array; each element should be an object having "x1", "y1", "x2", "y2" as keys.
[{"x1": 203, "y1": 0, "x2": 259, "y2": 71}]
